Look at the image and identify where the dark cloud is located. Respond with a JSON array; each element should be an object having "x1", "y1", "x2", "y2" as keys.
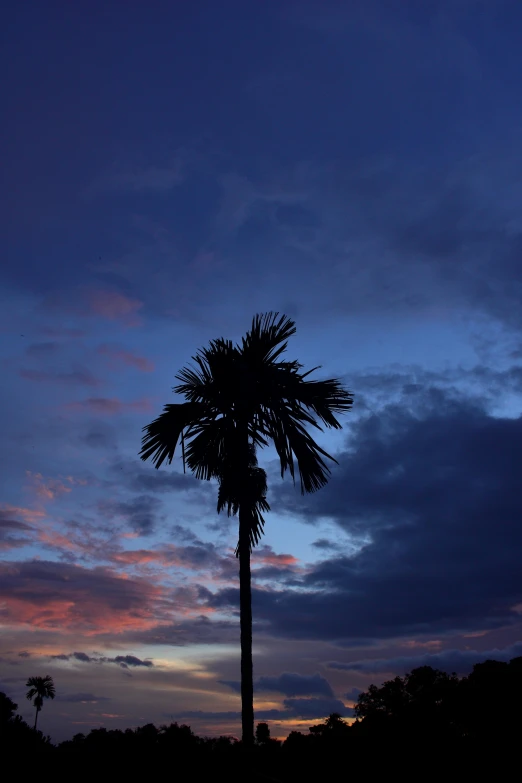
[
  {"x1": 58, "y1": 692, "x2": 111, "y2": 703},
  {"x1": 329, "y1": 642, "x2": 522, "y2": 676},
  {"x1": 282, "y1": 697, "x2": 353, "y2": 720},
  {"x1": 169, "y1": 697, "x2": 352, "y2": 723},
  {"x1": 0, "y1": 559, "x2": 166, "y2": 632},
  {"x1": 112, "y1": 655, "x2": 153, "y2": 668},
  {"x1": 19, "y1": 368, "x2": 100, "y2": 386},
  {"x1": 0, "y1": 511, "x2": 33, "y2": 551},
  {"x1": 220, "y1": 672, "x2": 334, "y2": 698},
  {"x1": 51, "y1": 651, "x2": 153, "y2": 668},
  {"x1": 206, "y1": 389, "x2": 522, "y2": 645},
  {"x1": 129, "y1": 615, "x2": 238, "y2": 648},
  {"x1": 111, "y1": 459, "x2": 215, "y2": 501},
  {"x1": 311, "y1": 538, "x2": 341, "y2": 551},
  {"x1": 25, "y1": 342, "x2": 60, "y2": 358},
  {"x1": 80, "y1": 423, "x2": 118, "y2": 450},
  {"x1": 98, "y1": 495, "x2": 163, "y2": 536}
]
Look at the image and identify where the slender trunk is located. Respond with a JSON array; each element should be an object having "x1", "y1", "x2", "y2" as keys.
[
  {"x1": 239, "y1": 504, "x2": 254, "y2": 747},
  {"x1": 34, "y1": 706, "x2": 39, "y2": 731}
]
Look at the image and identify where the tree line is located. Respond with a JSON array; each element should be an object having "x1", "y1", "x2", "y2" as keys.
[{"x1": 2, "y1": 657, "x2": 521, "y2": 778}]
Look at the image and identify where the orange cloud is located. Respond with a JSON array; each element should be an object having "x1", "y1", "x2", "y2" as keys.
[
  {"x1": 88, "y1": 290, "x2": 143, "y2": 325},
  {"x1": 66, "y1": 397, "x2": 153, "y2": 415},
  {"x1": 97, "y1": 344, "x2": 154, "y2": 372}
]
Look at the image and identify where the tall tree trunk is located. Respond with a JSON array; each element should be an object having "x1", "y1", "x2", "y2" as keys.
[
  {"x1": 34, "y1": 706, "x2": 39, "y2": 731},
  {"x1": 238, "y1": 504, "x2": 254, "y2": 747}
]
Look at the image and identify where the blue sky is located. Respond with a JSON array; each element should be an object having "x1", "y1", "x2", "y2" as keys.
[{"x1": 2, "y1": 0, "x2": 522, "y2": 741}]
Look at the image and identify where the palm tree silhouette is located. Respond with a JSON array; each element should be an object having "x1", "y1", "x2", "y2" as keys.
[
  {"x1": 25, "y1": 675, "x2": 55, "y2": 731},
  {"x1": 140, "y1": 312, "x2": 353, "y2": 746}
]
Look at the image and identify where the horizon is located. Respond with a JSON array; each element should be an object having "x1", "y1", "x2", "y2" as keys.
[{"x1": 3, "y1": 0, "x2": 522, "y2": 743}]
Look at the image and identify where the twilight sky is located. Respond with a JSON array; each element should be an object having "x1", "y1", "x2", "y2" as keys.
[{"x1": 3, "y1": 0, "x2": 522, "y2": 742}]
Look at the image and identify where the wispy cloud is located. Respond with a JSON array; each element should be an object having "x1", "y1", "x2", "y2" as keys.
[
  {"x1": 97, "y1": 344, "x2": 154, "y2": 372},
  {"x1": 65, "y1": 397, "x2": 153, "y2": 415},
  {"x1": 19, "y1": 368, "x2": 101, "y2": 387},
  {"x1": 87, "y1": 290, "x2": 144, "y2": 325},
  {"x1": 51, "y1": 651, "x2": 153, "y2": 669}
]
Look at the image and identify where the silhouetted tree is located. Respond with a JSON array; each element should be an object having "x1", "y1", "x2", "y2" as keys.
[
  {"x1": 140, "y1": 312, "x2": 353, "y2": 745},
  {"x1": 0, "y1": 692, "x2": 18, "y2": 724},
  {"x1": 256, "y1": 722, "x2": 271, "y2": 745},
  {"x1": 25, "y1": 675, "x2": 55, "y2": 731},
  {"x1": 355, "y1": 666, "x2": 461, "y2": 741}
]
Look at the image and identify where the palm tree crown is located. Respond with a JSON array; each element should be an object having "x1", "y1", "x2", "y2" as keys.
[
  {"x1": 140, "y1": 313, "x2": 352, "y2": 535},
  {"x1": 26, "y1": 675, "x2": 55, "y2": 731}
]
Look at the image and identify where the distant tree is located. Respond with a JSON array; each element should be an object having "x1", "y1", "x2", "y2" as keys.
[
  {"x1": 25, "y1": 675, "x2": 55, "y2": 731},
  {"x1": 159, "y1": 722, "x2": 197, "y2": 750},
  {"x1": 140, "y1": 313, "x2": 353, "y2": 745},
  {"x1": 355, "y1": 666, "x2": 460, "y2": 740},
  {"x1": 0, "y1": 692, "x2": 18, "y2": 724},
  {"x1": 256, "y1": 722, "x2": 271, "y2": 745}
]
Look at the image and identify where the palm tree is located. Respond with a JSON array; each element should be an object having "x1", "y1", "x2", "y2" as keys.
[
  {"x1": 26, "y1": 675, "x2": 55, "y2": 731},
  {"x1": 140, "y1": 312, "x2": 353, "y2": 746}
]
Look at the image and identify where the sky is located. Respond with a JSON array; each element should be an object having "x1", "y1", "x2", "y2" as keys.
[{"x1": 2, "y1": 0, "x2": 522, "y2": 742}]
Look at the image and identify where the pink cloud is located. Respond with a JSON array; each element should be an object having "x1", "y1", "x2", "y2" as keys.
[
  {"x1": 25, "y1": 471, "x2": 88, "y2": 501},
  {"x1": 19, "y1": 368, "x2": 101, "y2": 387},
  {"x1": 87, "y1": 290, "x2": 143, "y2": 325},
  {"x1": 97, "y1": 344, "x2": 154, "y2": 372},
  {"x1": 66, "y1": 397, "x2": 153, "y2": 415},
  {"x1": 252, "y1": 546, "x2": 298, "y2": 567},
  {"x1": 0, "y1": 560, "x2": 171, "y2": 634},
  {"x1": 0, "y1": 505, "x2": 45, "y2": 523}
]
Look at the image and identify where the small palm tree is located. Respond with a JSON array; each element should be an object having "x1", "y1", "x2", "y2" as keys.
[
  {"x1": 26, "y1": 675, "x2": 55, "y2": 731},
  {"x1": 140, "y1": 313, "x2": 353, "y2": 745}
]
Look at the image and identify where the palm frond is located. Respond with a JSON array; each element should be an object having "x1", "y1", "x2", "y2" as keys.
[
  {"x1": 240, "y1": 312, "x2": 296, "y2": 365},
  {"x1": 26, "y1": 675, "x2": 55, "y2": 701},
  {"x1": 174, "y1": 338, "x2": 238, "y2": 408},
  {"x1": 259, "y1": 404, "x2": 335, "y2": 493},
  {"x1": 140, "y1": 402, "x2": 209, "y2": 469}
]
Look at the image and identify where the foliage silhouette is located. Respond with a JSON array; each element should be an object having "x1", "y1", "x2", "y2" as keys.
[
  {"x1": 5, "y1": 658, "x2": 521, "y2": 779},
  {"x1": 140, "y1": 312, "x2": 353, "y2": 745},
  {"x1": 26, "y1": 674, "x2": 55, "y2": 731}
]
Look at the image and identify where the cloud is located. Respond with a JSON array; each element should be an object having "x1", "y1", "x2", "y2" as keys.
[
  {"x1": 112, "y1": 460, "x2": 212, "y2": 498},
  {"x1": 66, "y1": 397, "x2": 152, "y2": 415},
  {"x1": 0, "y1": 559, "x2": 168, "y2": 634},
  {"x1": 206, "y1": 389, "x2": 522, "y2": 645},
  {"x1": 51, "y1": 651, "x2": 153, "y2": 668},
  {"x1": 97, "y1": 344, "x2": 154, "y2": 372},
  {"x1": 311, "y1": 538, "x2": 342, "y2": 551},
  {"x1": 19, "y1": 368, "x2": 100, "y2": 387},
  {"x1": 170, "y1": 697, "x2": 352, "y2": 723},
  {"x1": 25, "y1": 342, "x2": 60, "y2": 358},
  {"x1": 220, "y1": 672, "x2": 334, "y2": 697},
  {"x1": 0, "y1": 510, "x2": 34, "y2": 551},
  {"x1": 25, "y1": 471, "x2": 88, "y2": 501},
  {"x1": 87, "y1": 290, "x2": 143, "y2": 324},
  {"x1": 98, "y1": 495, "x2": 163, "y2": 536},
  {"x1": 252, "y1": 546, "x2": 298, "y2": 568},
  {"x1": 329, "y1": 642, "x2": 522, "y2": 675},
  {"x1": 111, "y1": 542, "x2": 222, "y2": 572},
  {"x1": 57, "y1": 692, "x2": 111, "y2": 703}
]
